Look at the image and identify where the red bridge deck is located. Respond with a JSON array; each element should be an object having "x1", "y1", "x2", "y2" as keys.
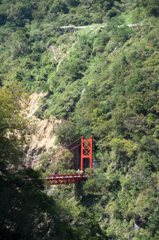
[{"x1": 45, "y1": 174, "x2": 87, "y2": 185}]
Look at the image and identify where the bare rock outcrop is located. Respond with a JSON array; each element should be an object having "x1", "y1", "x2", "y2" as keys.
[{"x1": 25, "y1": 93, "x2": 62, "y2": 161}]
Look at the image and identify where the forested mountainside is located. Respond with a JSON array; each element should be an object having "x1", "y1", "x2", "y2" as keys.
[{"x1": 1, "y1": 0, "x2": 159, "y2": 239}]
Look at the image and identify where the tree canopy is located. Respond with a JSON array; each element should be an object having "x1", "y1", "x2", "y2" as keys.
[{"x1": 1, "y1": 0, "x2": 159, "y2": 239}]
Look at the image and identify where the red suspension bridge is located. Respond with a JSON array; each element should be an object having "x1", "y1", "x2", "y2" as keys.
[{"x1": 21, "y1": 137, "x2": 93, "y2": 185}]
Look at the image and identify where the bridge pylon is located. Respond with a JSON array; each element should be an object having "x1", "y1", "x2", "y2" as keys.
[{"x1": 81, "y1": 136, "x2": 93, "y2": 173}]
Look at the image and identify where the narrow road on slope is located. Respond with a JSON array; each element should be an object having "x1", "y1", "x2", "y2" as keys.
[{"x1": 60, "y1": 23, "x2": 143, "y2": 29}]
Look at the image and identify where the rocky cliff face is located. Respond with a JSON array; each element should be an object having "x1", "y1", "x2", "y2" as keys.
[{"x1": 25, "y1": 93, "x2": 62, "y2": 161}]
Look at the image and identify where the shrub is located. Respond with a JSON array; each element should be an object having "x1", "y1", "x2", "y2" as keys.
[{"x1": 54, "y1": 121, "x2": 80, "y2": 144}]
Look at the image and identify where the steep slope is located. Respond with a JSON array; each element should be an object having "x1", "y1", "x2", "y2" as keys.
[
  {"x1": 1, "y1": 0, "x2": 159, "y2": 239},
  {"x1": 25, "y1": 93, "x2": 62, "y2": 160}
]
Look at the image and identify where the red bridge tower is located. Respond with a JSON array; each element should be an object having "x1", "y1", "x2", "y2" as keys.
[{"x1": 81, "y1": 136, "x2": 93, "y2": 172}]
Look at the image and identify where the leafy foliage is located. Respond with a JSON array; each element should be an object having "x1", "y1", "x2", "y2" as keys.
[
  {"x1": 1, "y1": 0, "x2": 159, "y2": 239},
  {"x1": 0, "y1": 81, "x2": 29, "y2": 166}
]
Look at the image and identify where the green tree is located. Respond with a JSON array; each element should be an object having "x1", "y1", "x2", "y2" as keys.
[
  {"x1": 0, "y1": 82, "x2": 105, "y2": 240},
  {"x1": 0, "y1": 81, "x2": 29, "y2": 166},
  {"x1": 140, "y1": 0, "x2": 159, "y2": 16}
]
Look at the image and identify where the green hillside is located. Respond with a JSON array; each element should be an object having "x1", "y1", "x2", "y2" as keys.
[{"x1": 1, "y1": 0, "x2": 159, "y2": 239}]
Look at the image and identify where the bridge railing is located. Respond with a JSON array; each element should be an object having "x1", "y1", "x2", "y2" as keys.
[{"x1": 24, "y1": 138, "x2": 81, "y2": 173}]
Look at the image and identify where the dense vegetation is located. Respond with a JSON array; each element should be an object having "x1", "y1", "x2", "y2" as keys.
[
  {"x1": 1, "y1": 0, "x2": 159, "y2": 239},
  {"x1": 0, "y1": 83, "x2": 104, "y2": 239}
]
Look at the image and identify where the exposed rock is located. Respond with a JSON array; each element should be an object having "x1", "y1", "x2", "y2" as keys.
[
  {"x1": 28, "y1": 117, "x2": 62, "y2": 156},
  {"x1": 25, "y1": 93, "x2": 63, "y2": 161}
]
